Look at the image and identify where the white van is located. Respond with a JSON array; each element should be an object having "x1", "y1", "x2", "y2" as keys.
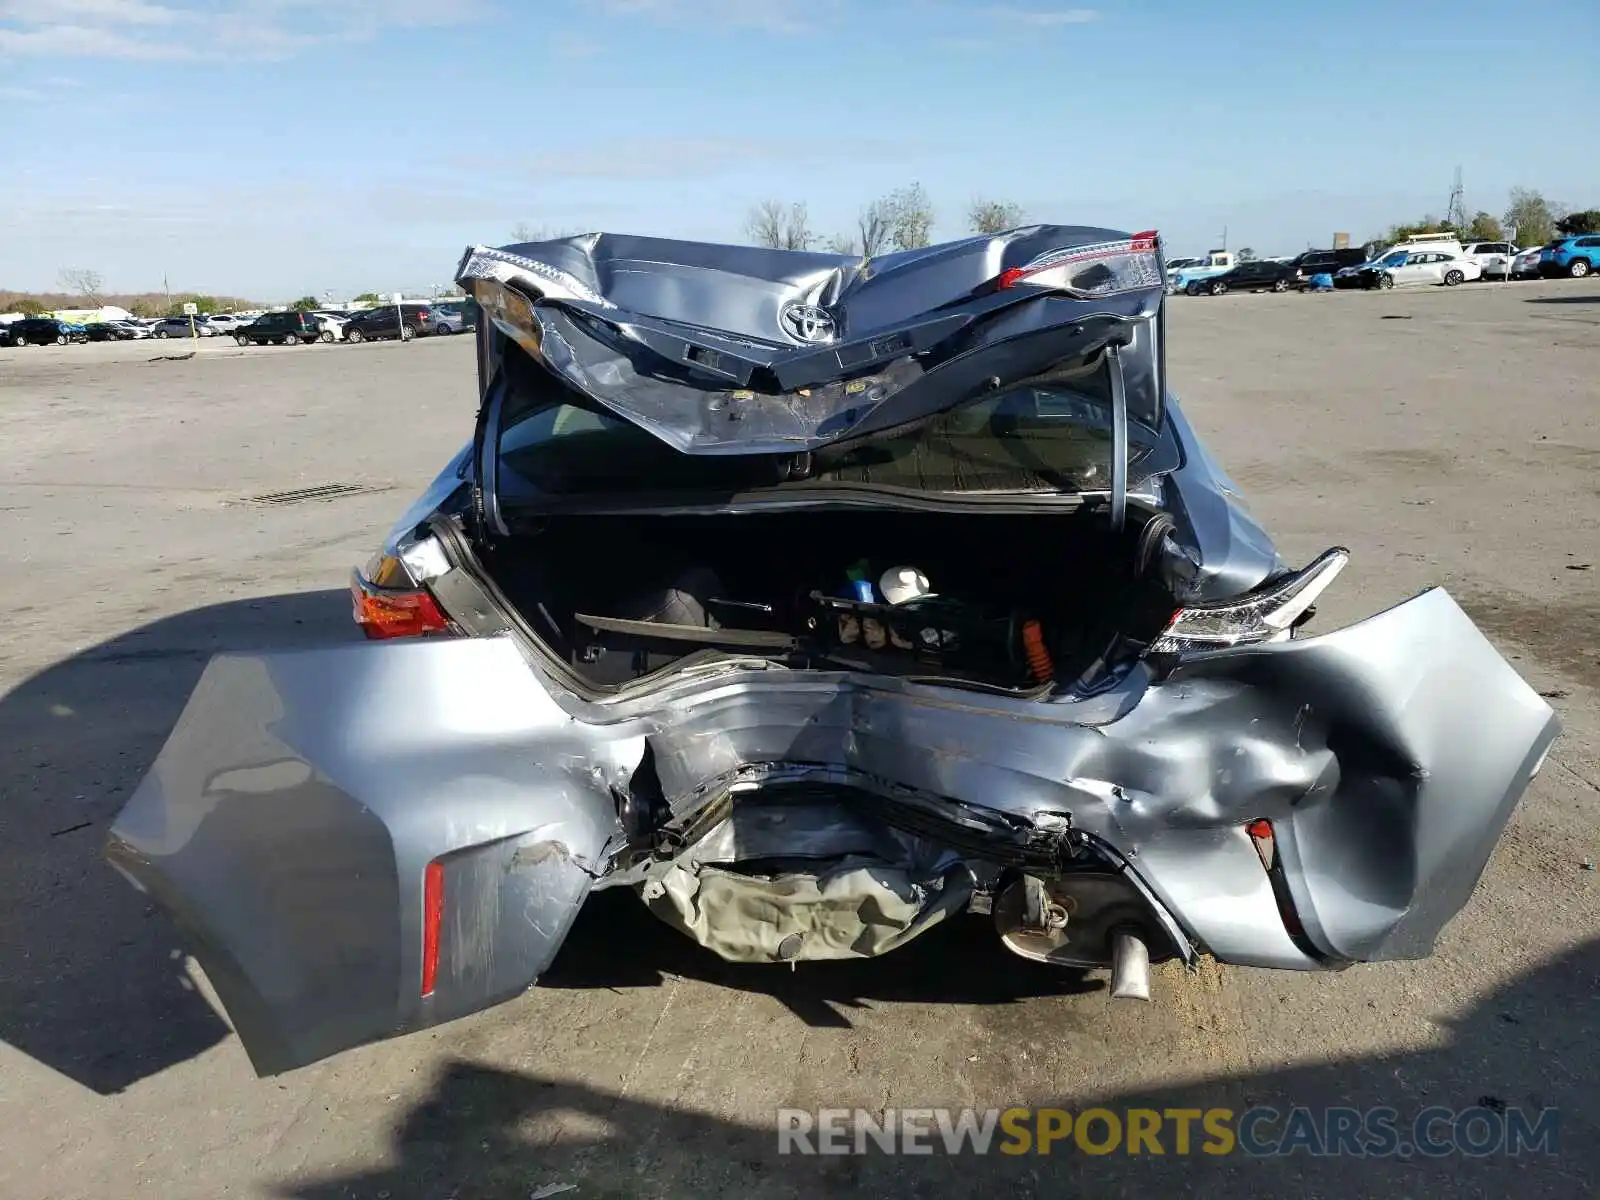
[{"x1": 1372, "y1": 232, "x2": 1466, "y2": 260}]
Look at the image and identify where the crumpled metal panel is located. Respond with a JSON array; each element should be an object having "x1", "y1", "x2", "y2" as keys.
[
  {"x1": 1172, "y1": 586, "x2": 1560, "y2": 960},
  {"x1": 104, "y1": 585, "x2": 1557, "y2": 1073},
  {"x1": 575, "y1": 587, "x2": 1556, "y2": 969},
  {"x1": 104, "y1": 637, "x2": 631, "y2": 1076},
  {"x1": 456, "y1": 227, "x2": 1167, "y2": 454}
]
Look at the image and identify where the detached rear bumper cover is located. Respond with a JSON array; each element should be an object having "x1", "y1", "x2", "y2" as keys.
[
  {"x1": 105, "y1": 640, "x2": 633, "y2": 1076},
  {"x1": 105, "y1": 588, "x2": 1556, "y2": 1075}
]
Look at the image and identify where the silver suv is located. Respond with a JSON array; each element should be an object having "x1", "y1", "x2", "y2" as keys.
[{"x1": 427, "y1": 301, "x2": 477, "y2": 336}]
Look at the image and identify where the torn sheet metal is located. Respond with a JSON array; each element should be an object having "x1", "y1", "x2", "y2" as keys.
[
  {"x1": 105, "y1": 582, "x2": 1555, "y2": 1074},
  {"x1": 457, "y1": 228, "x2": 1168, "y2": 454}
]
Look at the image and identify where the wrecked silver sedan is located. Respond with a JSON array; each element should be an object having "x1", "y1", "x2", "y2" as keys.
[{"x1": 106, "y1": 227, "x2": 1560, "y2": 1077}]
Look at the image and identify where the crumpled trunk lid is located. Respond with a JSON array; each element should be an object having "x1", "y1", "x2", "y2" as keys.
[{"x1": 455, "y1": 227, "x2": 1168, "y2": 455}]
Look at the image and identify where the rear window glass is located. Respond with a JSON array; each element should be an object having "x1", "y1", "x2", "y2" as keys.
[{"x1": 495, "y1": 355, "x2": 1179, "y2": 505}]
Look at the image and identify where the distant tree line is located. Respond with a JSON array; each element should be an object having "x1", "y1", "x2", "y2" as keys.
[
  {"x1": 1379, "y1": 188, "x2": 1599, "y2": 249},
  {"x1": 737, "y1": 183, "x2": 1598, "y2": 258},
  {"x1": 1, "y1": 287, "x2": 261, "y2": 317},
  {"x1": 742, "y1": 186, "x2": 1032, "y2": 256}
]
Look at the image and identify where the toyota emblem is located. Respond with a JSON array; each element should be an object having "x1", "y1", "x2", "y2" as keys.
[{"x1": 779, "y1": 302, "x2": 837, "y2": 344}]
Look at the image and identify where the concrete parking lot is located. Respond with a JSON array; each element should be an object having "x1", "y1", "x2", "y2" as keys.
[{"x1": 1, "y1": 280, "x2": 1597, "y2": 1199}]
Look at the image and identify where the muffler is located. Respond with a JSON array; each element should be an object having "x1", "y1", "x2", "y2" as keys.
[
  {"x1": 993, "y1": 871, "x2": 1170, "y2": 993},
  {"x1": 1109, "y1": 930, "x2": 1152, "y2": 1001}
]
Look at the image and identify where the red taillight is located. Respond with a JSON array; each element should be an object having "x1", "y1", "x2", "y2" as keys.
[
  {"x1": 351, "y1": 576, "x2": 452, "y2": 639},
  {"x1": 421, "y1": 860, "x2": 444, "y2": 997},
  {"x1": 1246, "y1": 817, "x2": 1276, "y2": 872}
]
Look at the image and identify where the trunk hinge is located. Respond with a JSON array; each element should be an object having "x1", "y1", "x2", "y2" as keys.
[{"x1": 1107, "y1": 340, "x2": 1129, "y2": 533}]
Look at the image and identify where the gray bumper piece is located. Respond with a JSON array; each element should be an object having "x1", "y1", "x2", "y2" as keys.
[
  {"x1": 104, "y1": 587, "x2": 1556, "y2": 1074},
  {"x1": 105, "y1": 638, "x2": 632, "y2": 1076}
]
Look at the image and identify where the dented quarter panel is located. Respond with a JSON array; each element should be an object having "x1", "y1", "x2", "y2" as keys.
[
  {"x1": 105, "y1": 637, "x2": 629, "y2": 1076},
  {"x1": 540, "y1": 586, "x2": 1555, "y2": 970},
  {"x1": 1170, "y1": 585, "x2": 1561, "y2": 961}
]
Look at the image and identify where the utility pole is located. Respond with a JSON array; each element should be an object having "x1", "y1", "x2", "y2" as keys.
[{"x1": 1445, "y1": 166, "x2": 1468, "y2": 232}]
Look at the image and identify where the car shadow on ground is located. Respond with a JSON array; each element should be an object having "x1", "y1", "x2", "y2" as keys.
[
  {"x1": 280, "y1": 939, "x2": 1599, "y2": 1199},
  {"x1": 1525, "y1": 294, "x2": 1600, "y2": 304},
  {"x1": 0, "y1": 589, "x2": 358, "y2": 1094},
  {"x1": 542, "y1": 889, "x2": 1102, "y2": 1027}
]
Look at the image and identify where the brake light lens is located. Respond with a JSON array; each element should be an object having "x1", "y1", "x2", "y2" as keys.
[
  {"x1": 997, "y1": 231, "x2": 1165, "y2": 298},
  {"x1": 1149, "y1": 548, "x2": 1349, "y2": 654},
  {"x1": 351, "y1": 569, "x2": 453, "y2": 639},
  {"x1": 421, "y1": 859, "x2": 444, "y2": 997},
  {"x1": 1246, "y1": 818, "x2": 1276, "y2": 871}
]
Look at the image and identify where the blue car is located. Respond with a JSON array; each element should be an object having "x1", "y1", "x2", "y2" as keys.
[{"x1": 1540, "y1": 234, "x2": 1600, "y2": 279}]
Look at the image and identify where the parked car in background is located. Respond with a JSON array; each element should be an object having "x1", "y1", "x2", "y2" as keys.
[
  {"x1": 1340, "y1": 233, "x2": 1467, "y2": 289},
  {"x1": 341, "y1": 303, "x2": 433, "y2": 342},
  {"x1": 1511, "y1": 244, "x2": 1550, "y2": 280},
  {"x1": 1359, "y1": 248, "x2": 1482, "y2": 289},
  {"x1": 150, "y1": 316, "x2": 215, "y2": 338},
  {"x1": 1185, "y1": 258, "x2": 1300, "y2": 296},
  {"x1": 204, "y1": 314, "x2": 246, "y2": 335},
  {"x1": 1168, "y1": 250, "x2": 1236, "y2": 294},
  {"x1": 4, "y1": 317, "x2": 89, "y2": 346},
  {"x1": 1333, "y1": 262, "x2": 1371, "y2": 289},
  {"x1": 428, "y1": 301, "x2": 477, "y2": 335},
  {"x1": 1162, "y1": 256, "x2": 1203, "y2": 285},
  {"x1": 1461, "y1": 241, "x2": 1518, "y2": 279},
  {"x1": 312, "y1": 311, "x2": 351, "y2": 341},
  {"x1": 112, "y1": 320, "x2": 152, "y2": 338},
  {"x1": 235, "y1": 311, "x2": 330, "y2": 345},
  {"x1": 1539, "y1": 234, "x2": 1600, "y2": 278},
  {"x1": 84, "y1": 322, "x2": 139, "y2": 341},
  {"x1": 1292, "y1": 248, "x2": 1369, "y2": 281}
]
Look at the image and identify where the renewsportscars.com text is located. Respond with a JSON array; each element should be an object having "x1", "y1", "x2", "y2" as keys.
[{"x1": 776, "y1": 1105, "x2": 1559, "y2": 1158}]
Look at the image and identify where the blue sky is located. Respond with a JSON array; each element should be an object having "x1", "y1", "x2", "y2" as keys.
[{"x1": 2, "y1": 0, "x2": 1596, "y2": 299}]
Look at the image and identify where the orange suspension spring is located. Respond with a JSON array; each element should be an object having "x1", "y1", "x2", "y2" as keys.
[{"x1": 1021, "y1": 619, "x2": 1054, "y2": 684}]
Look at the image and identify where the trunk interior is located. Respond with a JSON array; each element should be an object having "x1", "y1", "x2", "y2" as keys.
[{"x1": 476, "y1": 508, "x2": 1178, "y2": 692}]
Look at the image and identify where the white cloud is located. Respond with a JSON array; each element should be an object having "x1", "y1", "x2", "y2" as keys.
[
  {"x1": 0, "y1": 21, "x2": 189, "y2": 58},
  {"x1": 0, "y1": 0, "x2": 490, "y2": 60},
  {"x1": 0, "y1": 0, "x2": 176, "y2": 24}
]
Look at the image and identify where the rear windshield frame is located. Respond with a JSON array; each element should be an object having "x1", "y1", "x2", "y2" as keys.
[{"x1": 489, "y1": 343, "x2": 1182, "y2": 516}]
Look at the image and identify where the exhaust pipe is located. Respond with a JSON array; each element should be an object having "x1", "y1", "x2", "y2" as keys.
[{"x1": 1109, "y1": 930, "x2": 1151, "y2": 1001}]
